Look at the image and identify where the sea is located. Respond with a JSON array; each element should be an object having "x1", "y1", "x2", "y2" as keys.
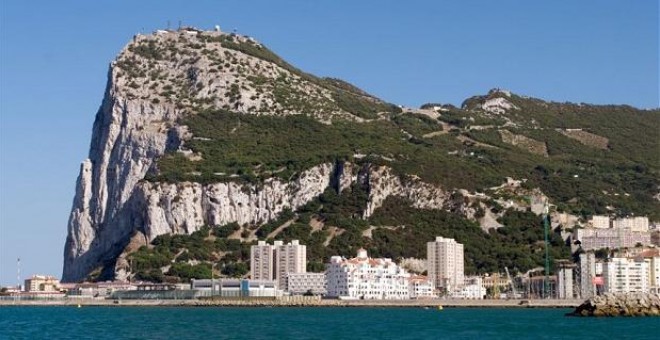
[{"x1": 0, "y1": 306, "x2": 658, "y2": 339}]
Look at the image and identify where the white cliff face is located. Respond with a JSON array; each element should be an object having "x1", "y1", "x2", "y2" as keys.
[
  {"x1": 363, "y1": 166, "x2": 447, "y2": 218},
  {"x1": 134, "y1": 163, "x2": 335, "y2": 241}
]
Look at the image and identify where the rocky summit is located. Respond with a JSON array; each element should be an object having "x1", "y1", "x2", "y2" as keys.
[{"x1": 63, "y1": 27, "x2": 659, "y2": 283}]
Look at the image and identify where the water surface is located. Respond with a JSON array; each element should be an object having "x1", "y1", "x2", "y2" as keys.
[{"x1": 0, "y1": 306, "x2": 657, "y2": 339}]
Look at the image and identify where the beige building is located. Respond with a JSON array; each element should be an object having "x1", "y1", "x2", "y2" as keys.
[
  {"x1": 251, "y1": 241, "x2": 276, "y2": 281},
  {"x1": 427, "y1": 237, "x2": 464, "y2": 291},
  {"x1": 250, "y1": 240, "x2": 306, "y2": 290},
  {"x1": 24, "y1": 275, "x2": 59, "y2": 292},
  {"x1": 275, "y1": 240, "x2": 307, "y2": 290}
]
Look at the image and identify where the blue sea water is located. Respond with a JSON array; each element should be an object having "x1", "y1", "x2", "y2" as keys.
[{"x1": 0, "y1": 306, "x2": 658, "y2": 339}]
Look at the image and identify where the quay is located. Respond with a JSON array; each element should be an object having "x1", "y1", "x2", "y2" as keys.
[{"x1": 0, "y1": 297, "x2": 581, "y2": 308}]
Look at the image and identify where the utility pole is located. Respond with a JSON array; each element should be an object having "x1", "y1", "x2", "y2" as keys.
[{"x1": 17, "y1": 257, "x2": 21, "y2": 291}]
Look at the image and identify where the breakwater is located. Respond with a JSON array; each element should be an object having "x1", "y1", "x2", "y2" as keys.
[{"x1": 569, "y1": 292, "x2": 660, "y2": 317}]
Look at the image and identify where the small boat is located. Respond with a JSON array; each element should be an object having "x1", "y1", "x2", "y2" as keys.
[{"x1": 437, "y1": 305, "x2": 443, "y2": 311}]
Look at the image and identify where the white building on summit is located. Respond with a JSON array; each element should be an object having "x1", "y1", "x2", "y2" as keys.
[{"x1": 325, "y1": 249, "x2": 411, "y2": 299}]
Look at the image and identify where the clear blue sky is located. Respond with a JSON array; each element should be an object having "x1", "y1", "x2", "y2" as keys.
[{"x1": 0, "y1": 0, "x2": 657, "y2": 285}]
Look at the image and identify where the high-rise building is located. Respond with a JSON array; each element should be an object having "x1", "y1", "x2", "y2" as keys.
[
  {"x1": 603, "y1": 257, "x2": 649, "y2": 293},
  {"x1": 427, "y1": 236, "x2": 464, "y2": 291},
  {"x1": 275, "y1": 240, "x2": 306, "y2": 291},
  {"x1": 251, "y1": 241, "x2": 276, "y2": 281},
  {"x1": 250, "y1": 240, "x2": 306, "y2": 290}
]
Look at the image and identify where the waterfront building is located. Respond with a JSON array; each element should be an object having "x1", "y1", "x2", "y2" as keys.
[
  {"x1": 250, "y1": 240, "x2": 306, "y2": 290},
  {"x1": 326, "y1": 249, "x2": 411, "y2": 300},
  {"x1": 275, "y1": 240, "x2": 307, "y2": 291},
  {"x1": 287, "y1": 272, "x2": 326, "y2": 295},
  {"x1": 638, "y1": 249, "x2": 660, "y2": 293},
  {"x1": 603, "y1": 257, "x2": 649, "y2": 293},
  {"x1": 452, "y1": 276, "x2": 486, "y2": 299},
  {"x1": 24, "y1": 275, "x2": 59, "y2": 292},
  {"x1": 408, "y1": 275, "x2": 436, "y2": 299},
  {"x1": 67, "y1": 281, "x2": 136, "y2": 298},
  {"x1": 251, "y1": 241, "x2": 276, "y2": 281},
  {"x1": 427, "y1": 237, "x2": 464, "y2": 291},
  {"x1": 191, "y1": 278, "x2": 280, "y2": 297}
]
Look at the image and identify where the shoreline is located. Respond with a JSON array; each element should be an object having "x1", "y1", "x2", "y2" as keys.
[{"x1": 0, "y1": 298, "x2": 580, "y2": 308}]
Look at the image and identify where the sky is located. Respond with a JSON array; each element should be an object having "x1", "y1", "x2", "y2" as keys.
[{"x1": 0, "y1": 0, "x2": 657, "y2": 285}]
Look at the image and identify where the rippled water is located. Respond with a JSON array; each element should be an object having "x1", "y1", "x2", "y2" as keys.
[{"x1": 0, "y1": 306, "x2": 658, "y2": 339}]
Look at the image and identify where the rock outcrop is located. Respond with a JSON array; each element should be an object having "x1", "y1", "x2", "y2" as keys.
[{"x1": 569, "y1": 293, "x2": 660, "y2": 317}]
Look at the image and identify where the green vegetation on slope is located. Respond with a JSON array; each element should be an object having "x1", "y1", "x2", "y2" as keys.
[
  {"x1": 147, "y1": 109, "x2": 522, "y2": 193},
  {"x1": 128, "y1": 185, "x2": 570, "y2": 282}
]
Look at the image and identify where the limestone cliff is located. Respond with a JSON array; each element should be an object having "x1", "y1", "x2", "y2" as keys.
[{"x1": 62, "y1": 27, "x2": 445, "y2": 281}]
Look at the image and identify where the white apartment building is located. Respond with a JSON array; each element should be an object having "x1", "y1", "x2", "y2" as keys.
[
  {"x1": 408, "y1": 276, "x2": 435, "y2": 299},
  {"x1": 590, "y1": 215, "x2": 611, "y2": 229},
  {"x1": 250, "y1": 240, "x2": 307, "y2": 290},
  {"x1": 603, "y1": 257, "x2": 649, "y2": 293},
  {"x1": 574, "y1": 228, "x2": 651, "y2": 252},
  {"x1": 638, "y1": 249, "x2": 660, "y2": 293},
  {"x1": 287, "y1": 272, "x2": 326, "y2": 295},
  {"x1": 613, "y1": 217, "x2": 649, "y2": 232},
  {"x1": 452, "y1": 276, "x2": 486, "y2": 299},
  {"x1": 427, "y1": 237, "x2": 464, "y2": 291},
  {"x1": 326, "y1": 249, "x2": 411, "y2": 300}
]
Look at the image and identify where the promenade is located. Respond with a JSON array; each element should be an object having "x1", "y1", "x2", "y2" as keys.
[{"x1": 0, "y1": 297, "x2": 581, "y2": 308}]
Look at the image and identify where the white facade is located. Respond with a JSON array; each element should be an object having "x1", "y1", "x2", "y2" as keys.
[
  {"x1": 639, "y1": 249, "x2": 660, "y2": 293},
  {"x1": 603, "y1": 257, "x2": 649, "y2": 293},
  {"x1": 590, "y1": 215, "x2": 610, "y2": 229},
  {"x1": 408, "y1": 276, "x2": 436, "y2": 299},
  {"x1": 613, "y1": 217, "x2": 649, "y2": 232},
  {"x1": 557, "y1": 265, "x2": 575, "y2": 299},
  {"x1": 250, "y1": 240, "x2": 306, "y2": 290},
  {"x1": 326, "y1": 249, "x2": 411, "y2": 300},
  {"x1": 574, "y1": 228, "x2": 651, "y2": 252},
  {"x1": 287, "y1": 272, "x2": 326, "y2": 295},
  {"x1": 452, "y1": 276, "x2": 485, "y2": 299},
  {"x1": 427, "y1": 237, "x2": 464, "y2": 291}
]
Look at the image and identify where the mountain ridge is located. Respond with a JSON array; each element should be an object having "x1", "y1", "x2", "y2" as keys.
[{"x1": 63, "y1": 27, "x2": 659, "y2": 282}]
